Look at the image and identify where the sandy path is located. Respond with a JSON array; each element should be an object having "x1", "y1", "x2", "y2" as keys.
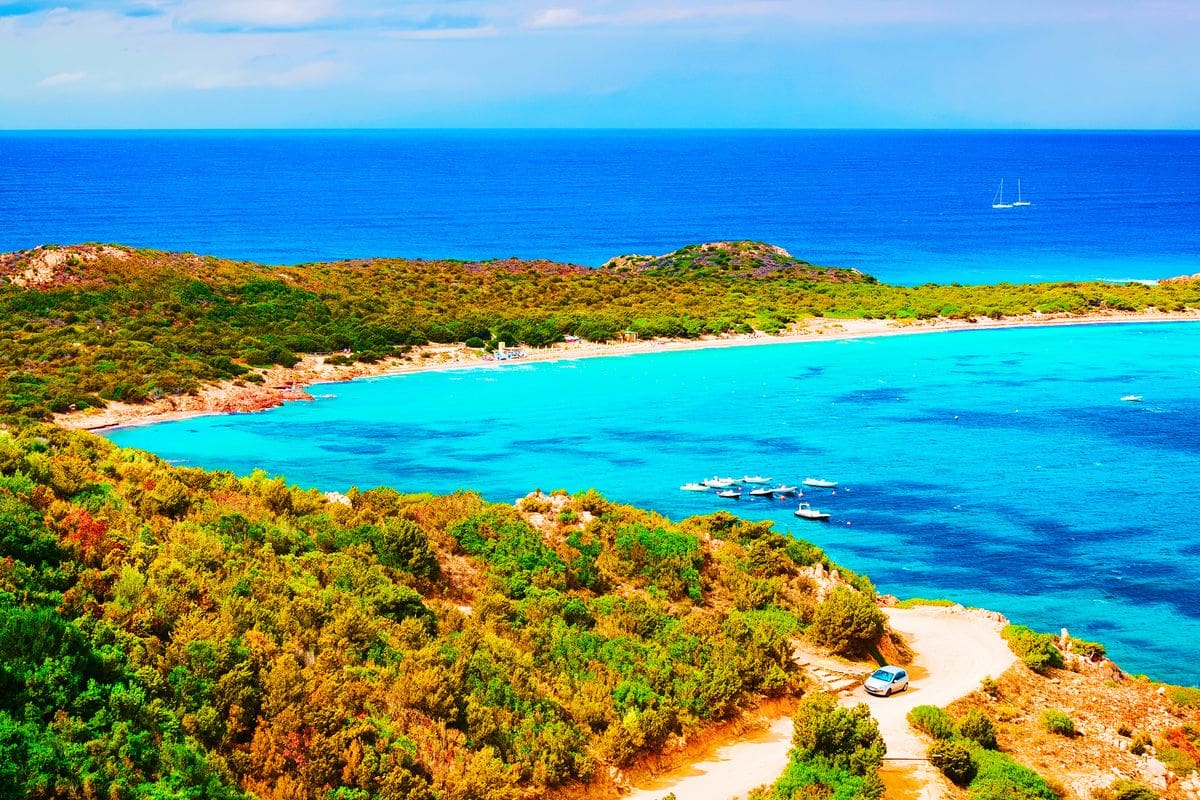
[
  {"x1": 861, "y1": 606, "x2": 1018, "y2": 799},
  {"x1": 623, "y1": 714, "x2": 795, "y2": 800},
  {"x1": 622, "y1": 605, "x2": 1015, "y2": 800}
]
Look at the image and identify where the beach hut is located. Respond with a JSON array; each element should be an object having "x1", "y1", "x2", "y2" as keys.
[{"x1": 619, "y1": 329, "x2": 638, "y2": 342}]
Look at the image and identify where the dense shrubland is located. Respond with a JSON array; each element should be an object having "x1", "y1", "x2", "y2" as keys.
[
  {"x1": 0, "y1": 423, "x2": 890, "y2": 799},
  {"x1": 2, "y1": 242, "x2": 1198, "y2": 417}
]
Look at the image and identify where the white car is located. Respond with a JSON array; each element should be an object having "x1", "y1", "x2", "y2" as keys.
[{"x1": 864, "y1": 665, "x2": 909, "y2": 696}]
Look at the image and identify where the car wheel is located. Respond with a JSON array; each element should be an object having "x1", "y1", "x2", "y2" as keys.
[
  {"x1": 883, "y1": 687, "x2": 891, "y2": 697},
  {"x1": 901, "y1": 683, "x2": 908, "y2": 692}
]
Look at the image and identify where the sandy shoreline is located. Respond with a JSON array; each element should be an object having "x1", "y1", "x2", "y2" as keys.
[{"x1": 57, "y1": 309, "x2": 1200, "y2": 432}]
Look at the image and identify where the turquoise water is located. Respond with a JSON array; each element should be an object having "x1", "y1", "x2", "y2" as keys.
[{"x1": 109, "y1": 323, "x2": 1200, "y2": 685}]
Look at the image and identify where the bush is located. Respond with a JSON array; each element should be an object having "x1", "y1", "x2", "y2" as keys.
[
  {"x1": 980, "y1": 676, "x2": 1000, "y2": 698},
  {"x1": 1040, "y1": 709, "x2": 1075, "y2": 737},
  {"x1": 958, "y1": 709, "x2": 998, "y2": 749},
  {"x1": 464, "y1": 337, "x2": 487, "y2": 349},
  {"x1": 1166, "y1": 686, "x2": 1200, "y2": 708},
  {"x1": 928, "y1": 740, "x2": 975, "y2": 785},
  {"x1": 1129, "y1": 732, "x2": 1151, "y2": 755},
  {"x1": 809, "y1": 587, "x2": 885, "y2": 657},
  {"x1": 969, "y1": 748, "x2": 1059, "y2": 800},
  {"x1": 1067, "y1": 637, "x2": 1106, "y2": 660},
  {"x1": 1001, "y1": 624, "x2": 1064, "y2": 674},
  {"x1": 1098, "y1": 780, "x2": 1160, "y2": 800},
  {"x1": 907, "y1": 705, "x2": 956, "y2": 740},
  {"x1": 790, "y1": 693, "x2": 885, "y2": 778}
]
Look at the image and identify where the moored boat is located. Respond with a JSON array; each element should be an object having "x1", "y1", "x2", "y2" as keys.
[
  {"x1": 703, "y1": 476, "x2": 737, "y2": 488},
  {"x1": 1120, "y1": 395, "x2": 1143, "y2": 403},
  {"x1": 717, "y1": 488, "x2": 742, "y2": 500},
  {"x1": 741, "y1": 475, "x2": 772, "y2": 484},
  {"x1": 771, "y1": 484, "x2": 798, "y2": 495},
  {"x1": 680, "y1": 482, "x2": 709, "y2": 492},
  {"x1": 794, "y1": 502, "x2": 831, "y2": 521},
  {"x1": 802, "y1": 477, "x2": 838, "y2": 489},
  {"x1": 748, "y1": 487, "x2": 775, "y2": 497}
]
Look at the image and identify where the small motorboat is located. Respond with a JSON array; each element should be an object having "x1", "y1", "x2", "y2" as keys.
[
  {"x1": 771, "y1": 484, "x2": 798, "y2": 495},
  {"x1": 748, "y1": 487, "x2": 776, "y2": 497},
  {"x1": 741, "y1": 475, "x2": 772, "y2": 485},
  {"x1": 717, "y1": 489, "x2": 743, "y2": 500},
  {"x1": 703, "y1": 476, "x2": 737, "y2": 488},
  {"x1": 1120, "y1": 395, "x2": 1143, "y2": 403},
  {"x1": 794, "y1": 502, "x2": 831, "y2": 521},
  {"x1": 680, "y1": 483, "x2": 709, "y2": 492},
  {"x1": 803, "y1": 477, "x2": 838, "y2": 489}
]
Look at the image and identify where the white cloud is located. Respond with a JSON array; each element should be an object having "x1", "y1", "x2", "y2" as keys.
[
  {"x1": 169, "y1": 59, "x2": 346, "y2": 89},
  {"x1": 36, "y1": 70, "x2": 87, "y2": 87},
  {"x1": 384, "y1": 25, "x2": 499, "y2": 40},
  {"x1": 174, "y1": 0, "x2": 342, "y2": 30},
  {"x1": 526, "y1": 7, "x2": 589, "y2": 29}
]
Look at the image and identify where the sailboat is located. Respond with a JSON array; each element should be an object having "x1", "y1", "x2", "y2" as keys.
[
  {"x1": 1012, "y1": 179, "x2": 1031, "y2": 207},
  {"x1": 991, "y1": 179, "x2": 1012, "y2": 209}
]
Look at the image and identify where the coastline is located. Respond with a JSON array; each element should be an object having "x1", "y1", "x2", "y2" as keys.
[{"x1": 58, "y1": 308, "x2": 1200, "y2": 432}]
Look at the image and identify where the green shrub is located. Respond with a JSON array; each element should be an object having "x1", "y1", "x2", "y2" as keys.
[
  {"x1": 1101, "y1": 780, "x2": 1160, "y2": 800},
  {"x1": 1040, "y1": 709, "x2": 1075, "y2": 737},
  {"x1": 957, "y1": 709, "x2": 998, "y2": 749},
  {"x1": 809, "y1": 587, "x2": 885, "y2": 657},
  {"x1": 968, "y1": 747, "x2": 1059, "y2": 800},
  {"x1": 895, "y1": 597, "x2": 956, "y2": 609},
  {"x1": 928, "y1": 740, "x2": 975, "y2": 785},
  {"x1": 1166, "y1": 686, "x2": 1200, "y2": 708},
  {"x1": 980, "y1": 676, "x2": 1000, "y2": 698},
  {"x1": 1157, "y1": 746, "x2": 1197, "y2": 776},
  {"x1": 771, "y1": 760, "x2": 880, "y2": 800},
  {"x1": 464, "y1": 337, "x2": 487, "y2": 349},
  {"x1": 1129, "y1": 732, "x2": 1151, "y2": 755},
  {"x1": 790, "y1": 693, "x2": 885, "y2": 778},
  {"x1": 1066, "y1": 637, "x2": 1106, "y2": 659},
  {"x1": 906, "y1": 705, "x2": 956, "y2": 740},
  {"x1": 1001, "y1": 624, "x2": 1064, "y2": 674}
]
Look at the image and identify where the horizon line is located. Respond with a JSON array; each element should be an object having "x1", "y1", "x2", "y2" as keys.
[{"x1": 2, "y1": 126, "x2": 1200, "y2": 134}]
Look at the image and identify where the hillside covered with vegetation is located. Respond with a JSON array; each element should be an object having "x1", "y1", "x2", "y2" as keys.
[
  {"x1": 0, "y1": 423, "x2": 897, "y2": 800},
  {"x1": 2, "y1": 242, "x2": 1198, "y2": 418}
]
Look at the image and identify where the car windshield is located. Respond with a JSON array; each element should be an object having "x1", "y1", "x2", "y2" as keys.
[{"x1": 870, "y1": 669, "x2": 895, "y2": 681}]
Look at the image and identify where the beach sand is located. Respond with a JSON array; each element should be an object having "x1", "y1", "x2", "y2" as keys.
[{"x1": 57, "y1": 309, "x2": 1200, "y2": 432}]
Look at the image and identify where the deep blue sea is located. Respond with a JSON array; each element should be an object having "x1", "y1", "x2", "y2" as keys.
[
  {"x1": 109, "y1": 323, "x2": 1200, "y2": 685},
  {"x1": 2, "y1": 130, "x2": 1199, "y2": 284}
]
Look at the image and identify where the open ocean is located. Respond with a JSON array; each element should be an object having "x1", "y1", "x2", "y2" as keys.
[
  {"x1": 6, "y1": 130, "x2": 1199, "y2": 683},
  {"x1": 2, "y1": 130, "x2": 1198, "y2": 284}
]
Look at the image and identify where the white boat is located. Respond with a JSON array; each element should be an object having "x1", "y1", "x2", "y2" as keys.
[
  {"x1": 794, "y1": 502, "x2": 831, "y2": 521},
  {"x1": 1120, "y1": 395, "x2": 1144, "y2": 403},
  {"x1": 802, "y1": 477, "x2": 838, "y2": 489},
  {"x1": 991, "y1": 179, "x2": 1013, "y2": 209},
  {"x1": 703, "y1": 476, "x2": 737, "y2": 488},
  {"x1": 771, "y1": 484, "x2": 798, "y2": 495},
  {"x1": 1012, "y1": 178, "x2": 1031, "y2": 207},
  {"x1": 741, "y1": 475, "x2": 772, "y2": 485},
  {"x1": 748, "y1": 487, "x2": 776, "y2": 497},
  {"x1": 680, "y1": 482, "x2": 710, "y2": 492},
  {"x1": 717, "y1": 488, "x2": 742, "y2": 500}
]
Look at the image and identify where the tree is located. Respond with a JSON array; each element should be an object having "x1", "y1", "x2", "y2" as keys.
[{"x1": 809, "y1": 587, "x2": 885, "y2": 657}]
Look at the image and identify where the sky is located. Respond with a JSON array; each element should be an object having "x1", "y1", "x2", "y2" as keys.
[{"x1": 1, "y1": 0, "x2": 1198, "y2": 128}]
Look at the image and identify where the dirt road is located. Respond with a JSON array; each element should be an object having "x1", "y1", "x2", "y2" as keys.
[{"x1": 622, "y1": 605, "x2": 1016, "y2": 800}]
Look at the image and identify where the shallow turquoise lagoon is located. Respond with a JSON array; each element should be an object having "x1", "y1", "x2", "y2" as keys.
[{"x1": 109, "y1": 323, "x2": 1200, "y2": 685}]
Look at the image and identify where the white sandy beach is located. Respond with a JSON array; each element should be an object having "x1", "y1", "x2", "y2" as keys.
[{"x1": 57, "y1": 309, "x2": 1200, "y2": 432}]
